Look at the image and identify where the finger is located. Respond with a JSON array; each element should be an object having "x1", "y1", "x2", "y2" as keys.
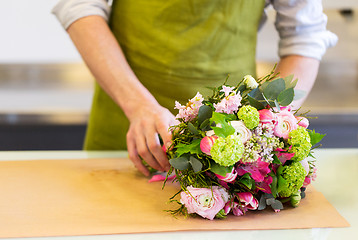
[
  {"x1": 135, "y1": 132, "x2": 164, "y2": 171},
  {"x1": 156, "y1": 120, "x2": 173, "y2": 150},
  {"x1": 126, "y1": 134, "x2": 150, "y2": 176},
  {"x1": 145, "y1": 129, "x2": 170, "y2": 171}
]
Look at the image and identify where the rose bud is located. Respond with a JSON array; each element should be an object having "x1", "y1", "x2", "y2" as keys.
[
  {"x1": 200, "y1": 136, "x2": 218, "y2": 156},
  {"x1": 237, "y1": 192, "x2": 259, "y2": 210},
  {"x1": 215, "y1": 167, "x2": 238, "y2": 183},
  {"x1": 296, "y1": 116, "x2": 309, "y2": 128},
  {"x1": 258, "y1": 109, "x2": 277, "y2": 125}
]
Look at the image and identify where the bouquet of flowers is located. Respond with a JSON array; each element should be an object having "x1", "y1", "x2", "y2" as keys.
[{"x1": 163, "y1": 69, "x2": 325, "y2": 220}]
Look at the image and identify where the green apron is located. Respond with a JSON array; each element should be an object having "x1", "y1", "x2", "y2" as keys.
[{"x1": 84, "y1": 0, "x2": 265, "y2": 150}]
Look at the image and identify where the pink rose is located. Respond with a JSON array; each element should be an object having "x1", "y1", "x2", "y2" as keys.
[
  {"x1": 273, "y1": 110, "x2": 298, "y2": 139},
  {"x1": 302, "y1": 176, "x2": 312, "y2": 188},
  {"x1": 200, "y1": 136, "x2": 218, "y2": 156},
  {"x1": 180, "y1": 186, "x2": 229, "y2": 220},
  {"x1": 258, "y1": 109, "x2": 277, "y2": 125},
  {"x1": 237, "y1": 192, "x2": 259, "y2": 210},
  {"x1": 215, "y1": 167, "x2": 238, "y2": 183},
  {"x1": 296, "y1": 116, "x2": 309, "y2": 128}
]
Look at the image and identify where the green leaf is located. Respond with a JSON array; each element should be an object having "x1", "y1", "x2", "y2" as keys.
[
  {"x1": 258, "y1": 195, "x2": 267, "y2": 210},
  {"x1": 189, "y1": 156, "x2": 203, "y2": 173},
  {"x1": 239, "y1": 173, "x2": 255, "y2": 189},
  {"x1": 293, "y1": 89, "x2": 306, "y2": 100},
  {"x1": 270, "y1": 175, "x2": 278, "y2": 197},
  {"x1": 277, "y1": 88, "x2": 294, "y2": 106},
  {"x1": 199, "y1": 118, "x2": 211, "y2": 131},
  {"x1": 271, "y1": 200, "x2": 284, "y2": 210},
  {"x1": 283, "y1": 75, "x2": 298, "y2": 89},
  {"x1": 210, "y1": 112, "x2": 235, "y2": 138},
  {"x1": 188, "y1": 122, "x2": 199, "y2": 135},
  {"x1": 248, "y1": 87, "x2": 265, "y2": 101},
  {"x1": 308, "y1": 129, "x2": 326, "y2": 146},
  {"x1": 262, "y1": 78, "x2": 285, "y2": 100},
  {"x1": 266, "y1": 198, "x2": 276, "y2": 205},
  {"x1": 175, "y1": 139, "x2": 201, "y2": 157},
  {"x1": 248, "y1": 95, "x2": 265, "y2": 110},
  {"x1": 169, "y1": 156, "x2": 189, "y2": 170},
  {"x1": 277, "y1": 174, "x2": 287, "y2": 193},
  {"x1": 197, "y1": 105, "x2": 213, "y2": 125},
  {"x1": 210, "y1": 161, "x2": 232, "y2": 177},
  {"x1": 272, "y1": 155, "x2": 281, "y2": 165}
]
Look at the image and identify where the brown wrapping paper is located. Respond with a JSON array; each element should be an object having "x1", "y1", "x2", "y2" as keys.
[{"x1": 0, "y1": 158, "x2": 349, "y2": 238}]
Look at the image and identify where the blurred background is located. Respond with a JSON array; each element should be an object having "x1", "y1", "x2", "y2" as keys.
[{"x1": 0, "y1": 0, "x2": 357, "y2": 150}]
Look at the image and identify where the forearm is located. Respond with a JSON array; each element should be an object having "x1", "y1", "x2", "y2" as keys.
[
  {"x1": 67, "y1": 15, "x2": 158, "y2": 120},
  {"x1": 275, "y1": 55, "x2": 320, "y2": 108}
]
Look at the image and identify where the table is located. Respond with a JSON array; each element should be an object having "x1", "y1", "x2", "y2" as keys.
[{"x1": 0, "y1": 149, "x2": 356, "y2": 240}]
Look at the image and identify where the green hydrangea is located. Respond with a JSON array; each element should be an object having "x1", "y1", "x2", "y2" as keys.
[
  {"x1": 237, "y1": 105, "x2": 259, "y2": 129},
  {"x1": 210, "y1": 135, "x2": 244, "y2": 166},
  {"x1": 279, "y1": 162, "x2": 306, "y2": 198},
  {"x1": 288, "y1": 126, "x2": 312, "y2": 161}
]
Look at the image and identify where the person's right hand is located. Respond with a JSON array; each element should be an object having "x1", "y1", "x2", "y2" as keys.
[{"x1": 126, "y1": 102, "x2": 178, "y2": 176}]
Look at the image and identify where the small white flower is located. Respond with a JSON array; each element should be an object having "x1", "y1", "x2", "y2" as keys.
[{"x1": 243, "y1": 75, "x2": 259, "y2": 89}]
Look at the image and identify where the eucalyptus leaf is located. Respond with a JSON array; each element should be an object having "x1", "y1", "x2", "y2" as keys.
[
  {"x1": 189, "y1": 156, "x2": 203, "y2": 173},
  {"x1": 210, "y1": 161, "x2": 232, "y2": 177},
  {"x1": 293, "y1": 89, "x2": 306, "y2": 100},
  {"x1": 274, "y1": 99, "x2": 281, "y2": 110},
  {"x1": 188, "y1": 122, "x2": 199, "y2": 135},
  {"x1": 248, "y1": 95, "x2": 265, "y2": 110},
  {"x1": 199, "y1": 118, "x2": 211, "y2": 131},
  {"x1": 258, "y1": 194, "x2": 267, "y2": 210},
  {"x1": 271, "y1": 200, "x2": 284, "y2": 210},
  {"x1": 197, "y1": 105, "x2": 213, "y2": 125},
  {"x1": 266, "y1": 198, "x2": 276, "y2": 205},
  {"x1": 262, "y1": 78, "x2": 285, "y2": 100},
  {"x1": 283, "y1": 74, "x2": 298, "y2": 89},
  {"x1": 169, "y1": 156, "x2": 189, "y2": 170},
  {"x1": 277, "y1": 88, "x2": 294, "y2": 106}
]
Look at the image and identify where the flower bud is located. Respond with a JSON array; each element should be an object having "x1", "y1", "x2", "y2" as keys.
[
  {"x1": 290, "y1": 190, "x2": 301, "y2": 207},
  {"x1": 243, "y1": 75, "x2": 259, "y2": 89},
  {"x1": 296, "y1": 116, "x2": 309, "y2": 128},
  {"x1": 200, "y1": 136, "x2": 218, "y2": 156},
  {"x1": 215, "y1": 167, "x2": 238, "y2": 183}
]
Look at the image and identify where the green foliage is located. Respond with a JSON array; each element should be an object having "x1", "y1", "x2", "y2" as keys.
[
  {"x1": 258, "y1": 193, "x2": 284, "y2": 211},
  {"x1": 308, "y1": 129, "x2": 326, "y2": 146},
  {"x1": 210, "y1": 112, "x2": 235, "y2": 138},
  {"x1": 169, "y1": 156, "x2": 190, "y2": 170},
  {"x1": 277, "y1": 88, "x2": 294, "y2": 106},
  {"x1": 189, "y1": 156, "x2": 203, "y2": 173},
  {"x1": 210, "y1": 161, "x2": 232, "y2": 177},
  {"x1": 197, "y1": 105, "x2": 213, "y2": 125},
  {"x1": 238, "y1": 173, "x2": 256, "y2": 190},
  {"x1": 175, "y1": 139, "x2": 201, "y2": 157}
]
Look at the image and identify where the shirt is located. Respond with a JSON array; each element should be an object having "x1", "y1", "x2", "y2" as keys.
[{"x1": 52, "y1": 0, "x2": 338, "y2": 60}]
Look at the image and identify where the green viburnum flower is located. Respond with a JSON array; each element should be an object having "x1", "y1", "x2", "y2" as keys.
[
  {"x1": 210, "y1": 135, "x2": 244, "y2": 166},
  {"x1": 288, "y1": 126, "x2": 312, "y2": 161},
  {"x1": 290, "y1": 190, "x2": 301, "y2": 208},
  {"x1": 237, "y1": 105, "x2": 260, "y2": 129},
  {"x1": 279, "y1": 162, "x2": 306, "y2": 198}
]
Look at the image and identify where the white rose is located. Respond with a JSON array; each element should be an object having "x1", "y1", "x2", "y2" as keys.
[
  {"x1": 243, "y1": 75, "x2": 259, "y2": 89},
  {"x1": 229, "y1": 120, "x2": 252, "y2": 144}
]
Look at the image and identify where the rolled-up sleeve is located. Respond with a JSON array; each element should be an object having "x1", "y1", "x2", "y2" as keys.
[
  {"x1": 271, "y1": 0, "x2": 338, "y2": 60},
  {"x1": 52, "y1": 0, "x2": 110, "y2": 30}
]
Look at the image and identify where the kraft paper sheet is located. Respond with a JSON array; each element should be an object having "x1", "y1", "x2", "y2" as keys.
[{"x1": 0, "y1": 158, "x2": 349, "y2": 238}]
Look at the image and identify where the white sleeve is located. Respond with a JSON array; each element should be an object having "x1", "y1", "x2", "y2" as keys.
[
  {"x1": 271, "y1": 0, "x2": 338, "y2": 60},
  {"x1": 52, "y1": 0, "x2": 111, "y2": 30}
]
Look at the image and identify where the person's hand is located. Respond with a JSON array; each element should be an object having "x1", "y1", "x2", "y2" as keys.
[{"x1": 126, "y1": 102, "x2": 177, "y2": 176}]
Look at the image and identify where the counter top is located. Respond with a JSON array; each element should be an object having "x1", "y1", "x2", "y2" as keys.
[{"x1": 0, "y1": 148, "x2": 356, "y2": 240}]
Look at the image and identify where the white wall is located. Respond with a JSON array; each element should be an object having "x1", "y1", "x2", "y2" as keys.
[
  {"x1": 0, "y1": 0, "x2": 81, "y2": 63},
  {"x1": 0, "y1": 0, "x2": 357, "y2": 63}
]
